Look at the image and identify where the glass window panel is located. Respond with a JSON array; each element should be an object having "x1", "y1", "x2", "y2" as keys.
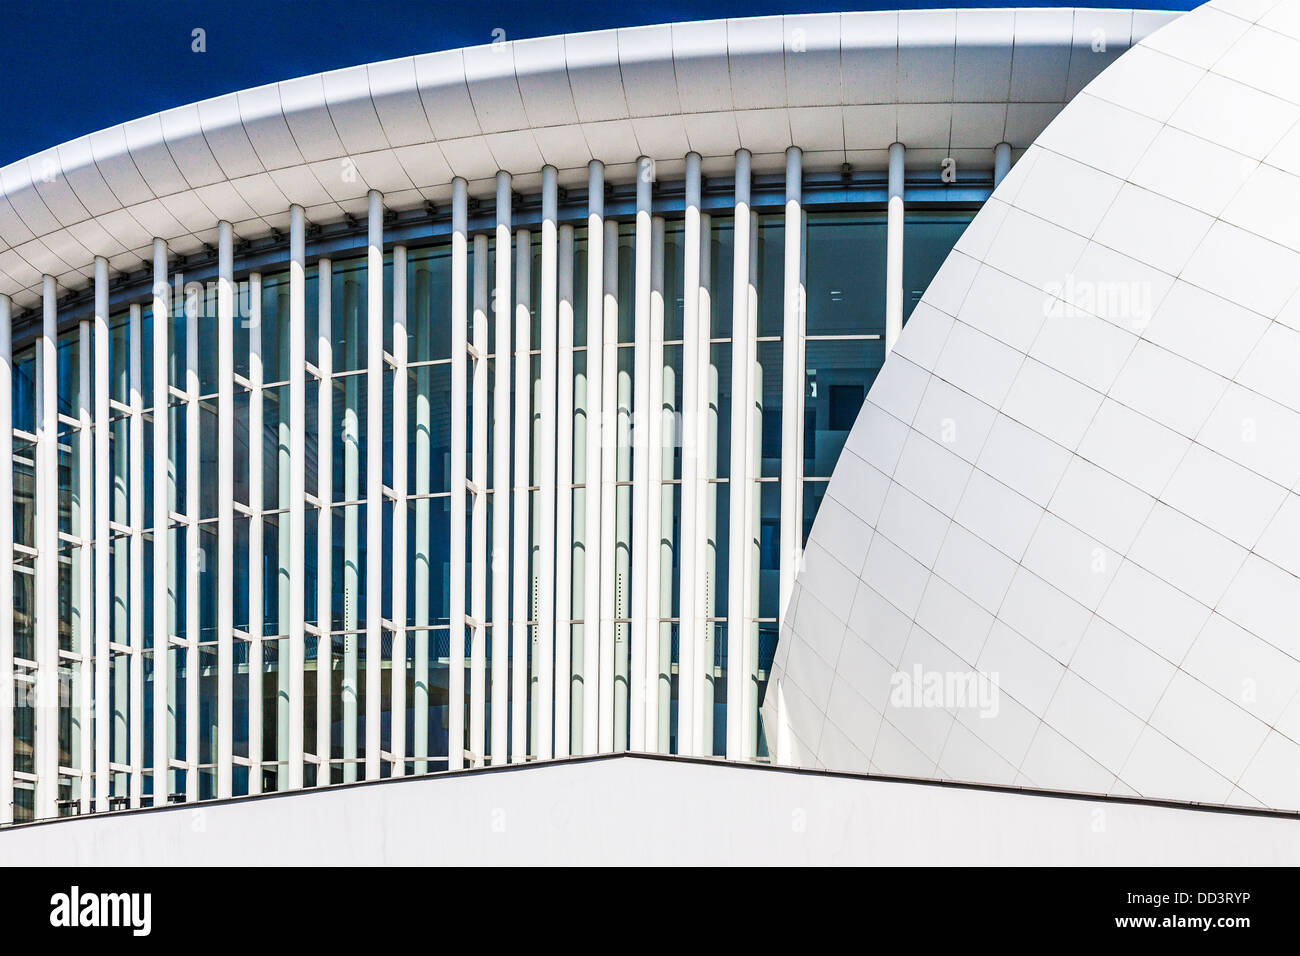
[
  {"x1": 708, "y1": 218, "x2": 735, "y2": 340},
  {"x1": 757, "y1": 216, "x2": 784, "y2": 338},
  {"x1": 331, "y1": 258, "x2": 368, "y2": 373},
  {"x1": 803, "y1": 338, "x2": 884, "y2": 478},
  {"x1": 263, "y1": 384, "x2": 290, "y2": 511},
  {"x1": 13, "y1": 348, "x2": 36, "y2": 434},
  {"x1": 233, "y1": 389, "x2": 250, "y2": 507},
  {"x1": 802, "y1": 479, "x2": 830, "y2": 546},
  {"x1": 110, "y1": 311, "x2": 129, "y2": 406},
  {"x1": 663, "y1": 220, "x2": 685, "y2": 342},
  {"x1": 331, "y1": 373, "x2": 368, "y2": 502},
  {"x1": 756, "y1": 339, "x2": 782, "y2": 478},
  {"x1": 904, "y1": 210, "x2": 976, "y2": 321},
  {"x1": 407, "y1": 247, "x2": 452, "y2": 363},
  {"x1": 805, "y1": 212, "x2": 887, "y2": 336}
]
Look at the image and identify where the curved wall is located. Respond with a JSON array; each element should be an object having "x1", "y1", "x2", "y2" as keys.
[{"x1": 767, "y1": 0, "x2": 1300, "y2": 812}]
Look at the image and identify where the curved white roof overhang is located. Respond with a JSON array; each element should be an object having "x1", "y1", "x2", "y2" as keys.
[{"x1": 0, "y1": 8, "x2": 1180, "y2": 310}]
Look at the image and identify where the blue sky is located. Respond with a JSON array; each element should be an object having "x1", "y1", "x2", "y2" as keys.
[{"x1": 0, "y1": 0, "x2": 1200, "y2": 166}]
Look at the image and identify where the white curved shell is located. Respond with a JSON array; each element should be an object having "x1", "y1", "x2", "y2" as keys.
[{"x1": 767, "y1": 0, "x2": 1300, "y2": 812}]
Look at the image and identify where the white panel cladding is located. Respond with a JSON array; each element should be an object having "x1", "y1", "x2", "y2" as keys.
[{"x1": 766, "y1": 0, "x2": 1300, "y2": 814}]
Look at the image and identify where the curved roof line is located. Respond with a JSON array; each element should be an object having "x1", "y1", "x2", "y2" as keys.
[{"x1": 0, "y1": 8, "x2": 1180, "y2": 307}]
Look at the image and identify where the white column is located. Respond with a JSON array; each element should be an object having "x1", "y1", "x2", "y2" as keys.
[
  {"x1": 78, "y1": 319, "x2": 93, "y2": 811},
  {"x1": 553, "y1": 223, "x2": 575, "y2": 759},
  {"x1": 629, "y1": 156, "x2": 652, "y2": 752},
  {"x1": 128, "y1": 302, "x2": 145, "y2": 806},
  {"x1": 491, "y1": 170, "x2": 512, "y2": 765},
  {"x1": 276, "y1": 276, "x2": 291, "y2": 792},
  {"x1": 726, "y1": 152, "x2": 752, "y2": 761},
  {"x1": 390, "y1": 244, "x2": 408, "y2": 777},
  {"x1": 582, "y1": 160, "x2": 604, "y2": 757},
  {"x1": 678, "y1": 153, "x2": 701, "y2": 757},
  {"x1": 287, "y1": 206, "x2": 306, "y2": 790},
  {"x1": 697, "y1": 213, "x2": 715, "y2": 757},
  {"x1": 0, "y1": 294, "x2": 11, "y2": 824},
  {"x1": 994, "y1": 142, "x2": 1012, "y2": 188},
  {"x1": 151, "y1": 240, "x2": 170, "y2": 802},
  {"x1": 35, "y1": 277, "x2": 60, "y2": 819},
  {"x1": 315, "y1": 259, "x2": 333, "y2": 782},
  {"x1": 743, "y1": 209, "x2": 760, "y2": 760},
  {"x1": 537, "y1": 166, "x2": 558, "y2": 761},
  {"x1": 599, "y1": 218, "x2": 619, "y2": 754},
  {"x1": 216, "y1": 222, "x2": 235, "y2": 799},
  {"x1": 91, "y1": 261, "x2": 111, "y2": 809},
  {"x1": 779, "y1": 146, "x2": 803, "y2": 625},
  {"x1": 470, "y1": 232, "x2": 489, "y2": 766},
  {"x1": 512, "y1": 227, "x2": 530, "y2": 762},
  {"x1": 184, "y1": 272, "x2": 199, "y2": 802},
  {"x1": 647, "y1": 214, "x2": 666, "y2": 752},
  {"x1": 364, "y1": 190, "x2": 384, "y2": 780},
  {"x1": 886, "y1": 142, "x2": 905, "y2": 354},
  {"x1": 448, "y1": 178, "x2": 469, "y2": 770},
  {"x1": 248, "y1": 275, "x2": 264, "y2": 795},
  {"x1": 412, "y1": 261, "x2": 432, "y2": 774}
]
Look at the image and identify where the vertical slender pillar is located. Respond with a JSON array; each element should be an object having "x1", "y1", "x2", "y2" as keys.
[
  {"x1": 994, "y1": 142, "x2": 1012, "y2": 188},
  {"x1": 512, "y1": 227, "x2": 531, "y2": 762},
  {"x1": 886, "y1": 142, "x2": 905, "y2": 354},
  {"x1": 537, "y1": 166, "x2": 558, "y2": 761},
  {"x1": 726, "y1": 152, "x2": 752, "y2": 761},
  {"x1": 677, "y1": 154, "x2": 702, "y2": 757},
  {"x1": 697, "y1": 213, "x2": 715, "y2": 757},
  {"x1": 390, "y1": 244, "x2": 408, "y2": 776},
  {"x1": 216, "y1": 223, "x2": 235, "y2": 799},
  {"x1": 287, "y1": 206, "x2": 306, "y2": 790},
  {"x1": 91, "y1": 260, "x2": 111, "y2": 809},
  {"x1": 365, "y1": 190, "x2": 383, "y2": 780},
  {"x1": 34, "y1": 278, "x2": 59, "y2": 819},
  {"x1": 582, "y1": 160, "x2": 604, "y2": 756},
  {"x1": 276, "y1": 280, "x2": 291, "y2": 792},
  {"x1": 184, "y1": 275, "x2": 199, "y2": 802},
  {"x1": 315, "y1": 259, "x2": 333, "y2": 782},
  {"x1": 647, "y1": 214, "x2": 666, "y2": 752},
  {"x1": 743, "y1": 209, "x2": 760, "y2": 760},
  {"x1": 779, "y1": 147, "x2": 803, "y2": 624},
  {"x1": 553, "y1": 223, "x2": 574, "y2": 759},
  {"x1": 470, "y1": 232, "x2": 489, "y2": 766},
  {"x1": 343, "y1": 253, "x2": 359, "y2": 784},
  {"x1": 248, "y1": 275, "x2": 264, "y2": 795},
  {"x1": 151, "y1": 240, "x2": 171, "y2": 802},
  {"x1": 629, "y1": 156, "x2": 652, "y2": 751},
  {"x1": 128, "y1": 303, "x2": 145, "y2": 806},
  {"x1": 448, "y1": 178, "x2": 469, "y2": 770},
  {"x1": 412, "y1": 262, "x2": 432, "y2": 774},
  {"x1": 0, "y1": 294, "x2": 11, "y2": 824},
  {"x1": 77, "y1": 319, "x2": 93, "y2": 810},
  {"x1": 491, "y1": 171, "x2": 512, "y2": 765},
  {"x1": 600, "y1": 219, "x2": 619, "y2": 754}
]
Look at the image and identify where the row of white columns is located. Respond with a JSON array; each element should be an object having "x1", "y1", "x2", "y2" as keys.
[{"x1": 2, "y1": 141, "x2": 1015, "y2": 819}]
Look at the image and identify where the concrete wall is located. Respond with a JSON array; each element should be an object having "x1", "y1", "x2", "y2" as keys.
[{"x1": 3, "y1": 754, "x2": 1298, "y2": 865}]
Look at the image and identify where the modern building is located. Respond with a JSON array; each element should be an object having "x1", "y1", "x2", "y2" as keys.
[{"x1": 3, "y1": 0, "x2": 1299, "y2": 864}]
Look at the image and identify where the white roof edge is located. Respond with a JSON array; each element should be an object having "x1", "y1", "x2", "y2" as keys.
[{"x1": 0, "y1": 7, "x2": 1184, "y2": 307}]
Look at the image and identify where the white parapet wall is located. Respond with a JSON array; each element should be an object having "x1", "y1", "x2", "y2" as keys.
[{"x1": 2, "y1": 754, "x2": 1299, "y2": 866}]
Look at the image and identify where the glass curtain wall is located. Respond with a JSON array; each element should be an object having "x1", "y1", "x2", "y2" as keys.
[{"x1": 4, "y1": 200, "x2": 974, "y2": 820}]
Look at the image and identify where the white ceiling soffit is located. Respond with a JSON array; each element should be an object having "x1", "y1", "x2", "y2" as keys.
[{"x1": 0, "y1": 8, "x2": 1181, "y2": 308}]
